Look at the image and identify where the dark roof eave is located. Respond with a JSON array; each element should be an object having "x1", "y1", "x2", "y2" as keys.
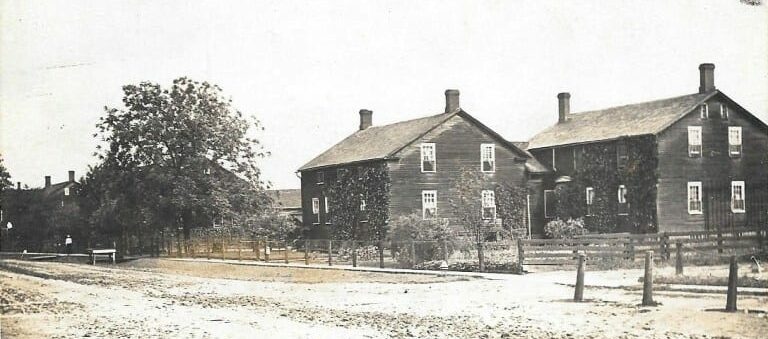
[
  {"x1": 298, "y1": 157, "x2": 397, "y2": 172},
  {"x1": 527, "y1": 134, "x2": 656, "y2": 151}
]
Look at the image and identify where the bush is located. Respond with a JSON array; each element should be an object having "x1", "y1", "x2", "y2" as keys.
[
  {"x1": 413, "y1": 260, "x2": 523, "y2": 274},
  {"x1": 544, "y1": 218, "x2": 588, "y2": 239},
  {"x1": 387, "y1": 214, "x2": 454, "y2": 266}
]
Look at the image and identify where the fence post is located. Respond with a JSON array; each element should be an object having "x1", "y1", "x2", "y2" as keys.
[
  {"x1": 206, "y1": 234, "x2": 211, "y2": 260},
  {"x1": 284, "y1": 241, "x2": 289, "y2": 264},
  {"x1": 305, "y1": 240, "x2": 310, "y2": 265},
  {"x1": 675, "y1": 241, "x2": 683, "y2": 275},
  {"x1": 410, "y1": 240, "x2": 416, "y2": 268},
  {"x1": 517, "y1": 238, "x2": 525, "y2": 269},
  {"x1": 238, "y1": 238, "x2": 242, "y2": 261},
  {"x1": 628, "y1": 238, "x2": 636, "y2": 261},
  {"x1": 660, "y1": 233, "x2": 669, "y2": 261},
  {"x1": 574, "y1": 253, "x2": 585, "y2": 302},
  {"x1": 442, "y1": 240, "x2": 449, "y2": 262},
  {"x1": 255, "y1": 239, "x2": 260, "y2": 261},
  {"x1": 717, "y1": 229, "x2": 724, "y2": 254},
  {"x1": 378, "y1": 240, "x2": 384, "y2": 269},
  {"x1": 352, "y1": 240, "x2": 358, "y2": 268},
  {"x1": 328, "y1": 240, "x2": 333, "y2": 266},
  {"x1": 642, "y1": 251, "x2": 655, "y2": 306},
  {"x1": 726, "y1": 255, "x2": 738, "y2": 312},
  {"x1": 265, "y1": 240, "x2": 270, "y2": 262}
]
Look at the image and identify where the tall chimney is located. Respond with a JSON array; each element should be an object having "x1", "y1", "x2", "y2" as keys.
[
  {"x1": 17, "y1": 182, "x2": 21, "y2": 190},
  {"x1": 444, "y1": 89, "x2": 460, "y2": 113},
  {"x1": 68, "y1": 170, "x2": 75, "y2": 183},
  {"x1": 557, "y1": 92, "x2": 571, "y2": 123},
  {"x1": 699, "y1": 63, "x2": 715, "y2": 93},
  {"x1": 358, "y1": 109, "x2": 373, "y2": 130},
  {"x1": 45, "y1": 176, "x2": 51, "y2": 188}
]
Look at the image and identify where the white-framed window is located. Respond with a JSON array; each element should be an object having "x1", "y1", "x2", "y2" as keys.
[
  {"x1": 312, "y1": 198, "x2": 320, "y2": 223},
  {"x1": 421, "y1": 143, "x2": 436, "y2": 172},
  {"x1": 731, "y1": 181, "x2": 745, "y2": 213},
  {"x1": 324, "y1": 196, "x2": 329, "y2": 214},
  {"x1": 617, "y1": 185, "x2": 629, "y2": 215},
  {"x1": 422, "y1": 190, "x2": 437, "y2": 219},
  {"x1": 64, "y1": 187, "x2": 70, "y2": 196},
  {"x1": 687, "y1": 182, "x2": 703, "y2": 214},
  {"x1": 316, "y1": 171, "x2": 324, "y2": 184},
  {"x1": 700, "y1": 103, "x2": 709, "y2": 119},
  {"x1": 360, "y1": 199, "x2": 366, "y2": 211},
  {"x1": 481, "y1": 190, "x2": 496, "y2": 220},
  {"x1": 544, "y1": 190, "x2": 556, "y2": 218},
  {"x1": 688, "y1": 126, "x2": 702, "y2": 157},
  {"x1": 481, "y1": 144, "x2": 495, "y2": 172},
  {"x1": 585, "y1": 187, "x2": 594, "y2": 216},
  {"x1": 728, "y1": 126, "x2": 742, "y2": 157},
  {"x1": 721, "y1": 103, "x2": 729, "y2": 119}
]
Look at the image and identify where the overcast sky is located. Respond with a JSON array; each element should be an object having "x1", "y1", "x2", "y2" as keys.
[{"x1": 1, "y1": 0, "x2": 766, "y2": 190}]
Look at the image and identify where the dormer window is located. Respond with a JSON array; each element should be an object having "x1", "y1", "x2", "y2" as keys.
[
  {"x1": 728, "y1": 126, "x2": 742, "y2": 157},
  {"x1": 481, "y1": 144, "x2": 495, "y2": 172},
  {"x1": 421, "y1": 143, "x2": 436, "y2": 172},
  {"x1": 699, "y1": 104, "x2": 709, "y2": 119},
  {"x1": 688, "y1": 126, "x2": 702, "y2": 157}
]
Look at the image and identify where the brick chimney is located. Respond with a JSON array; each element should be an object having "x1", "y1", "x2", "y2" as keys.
[
  {"x1": 699, "y1": 63, "x2": 715, "y2": 93},
  {"x1": 445, "y1": 89, "x2": 460, "y2": 113},
  {"x1": 558, "y1": 92, "x2": 571, "y2": 123},
  {"x1": 359, "y1": 109, "x2": 373, "y2": 130},
  {"x1": 45, "y1": 176, "x2": 51, "y2": 188},
  {"x1": 17, "y1": 182, "x2": 21, "y2": 190},
  {"x1": 68, "y1": 170, "x2": 75, "y2": 183}
]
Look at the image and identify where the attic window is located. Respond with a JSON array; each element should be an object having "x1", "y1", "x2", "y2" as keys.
[
  {"x1": 64, "y1": 187, "x2": 70, "y2": 196},
  {"x1": 481, "y1": 144, "x2": 495, "y2": 172},
  {"x1": 316, "y1": 172, "x2": 324, "y2": 185},
  {"x1": 421, "y1": 143, "x2": 436, "y2": 172},
  {"x1": 720, "y1": 104, "x2": 729, "y2": 119},
  {"x1": 699, "y1": 104, "x2": 709, "y2": 119}
]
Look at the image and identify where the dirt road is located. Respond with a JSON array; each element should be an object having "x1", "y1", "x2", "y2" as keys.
[{"x1": 1, "y1": 259, "x2": 766, "y2": 338}]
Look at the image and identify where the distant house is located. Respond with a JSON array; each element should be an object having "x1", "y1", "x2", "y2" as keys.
[
  {"x1": 527, "y1": 64, "x2": 768, "y2": 233},
  {"x1": 267, "y1": 189, "x2": 302, "y2": 224},
  {"x1": 298, "y1": 90, "x2": 548, "y2": 238}
]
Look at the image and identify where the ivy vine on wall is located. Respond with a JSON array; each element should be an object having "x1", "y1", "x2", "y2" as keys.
[
  {"x1": 555, "y1": 135, "x2": 658, "y2": 234},
  {"x1": 326, "y1": 162, "x2": 391, "y2": 241}
]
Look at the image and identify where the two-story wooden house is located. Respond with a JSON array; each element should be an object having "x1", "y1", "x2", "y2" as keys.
[
  {"x1": 527, "y1": 64, "x2": 768, "y2": 233},
  {"x1": 298, "y1": 90, "x2": 549, "y2": 238}
]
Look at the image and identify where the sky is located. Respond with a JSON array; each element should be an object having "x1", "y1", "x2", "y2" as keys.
[{"x1": 1, "y1": 0, "x2": 767, "y2": 190}]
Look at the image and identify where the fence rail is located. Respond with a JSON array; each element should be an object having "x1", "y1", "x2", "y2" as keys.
[{"x1": 519, "y1": 227, "x2": 766, "y2": 266}]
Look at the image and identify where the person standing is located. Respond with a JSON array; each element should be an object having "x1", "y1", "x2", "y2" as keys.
[{"x1": 65, "y1": 234, "x2": 73, "y2": 255}]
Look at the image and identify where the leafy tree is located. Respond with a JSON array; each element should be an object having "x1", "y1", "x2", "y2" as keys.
[
  {"x1": 449, "y1": 167, "x2": 495, "y2": 272},
  {"x1": 495, "y1": 183, "x2": 529, "y2": 238},
  {"x1": 0, "y1": 155, "x2": 11, "y2": 195},
  {"x1": 91, "y1": 78, "x2": 271, "y2": 252}
]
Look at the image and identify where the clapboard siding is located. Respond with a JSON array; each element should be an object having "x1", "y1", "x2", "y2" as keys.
[
  {"x1": 388, "y1": 114, "x2": 527, "y2": 226},
  {"x1": 656, "y1": 94, "x2": 768, "y2": 232}
]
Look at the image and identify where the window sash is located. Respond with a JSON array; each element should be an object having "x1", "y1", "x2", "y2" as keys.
[
  {"x1": 481, "y1": 190, "x2": 496, "y2": 219},
  {"x1": 585, "y1": 187, "x2": 594, "y2": 216},
  {"x1": 316, "y1": 172, "x2": 324, "y2": 184},
  {"x1": 617, "y1": 185, "x2": 628, "y2": 215},
  {"x1": 721, "y1": 104, "x2": 728, "y2": 119},
  {"x1": 687, "y1": 182, "x2": 702, "y2": 214},
  {"x1": 731, "y1": 181, "x2": 745, "y2": 212},
  {"x1": 700, "y1": 104, "x2": 708, "y2": 119},
  {"x1": 688, "y1": 126, "x2": 702, "y2": 157},
  {"x1": 422, "y1": 191, "x2": 437, "y2": 219},
  {"x1": 728, "y1": 126, "x2": 742, "y2": 156},
  {"x1": 324, "y1": 196, "x2": 329, "y2": 214},
  {"x1": 312, "y1": 198, "x2": 320, "y2": 214},
  {"x1": 481, "y1": 144, "x2": 495, "y2": 172},
  {"x1": 421, "y1": 143, "x2": 436, "y2": 172}
]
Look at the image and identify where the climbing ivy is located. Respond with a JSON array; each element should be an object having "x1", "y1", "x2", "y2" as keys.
[
  {"x1": 326, "y1": 162, "x2": 390, "y2": 241},
  {"x1": 555, "y1": 136, "x2": 658, "y2": 233}
]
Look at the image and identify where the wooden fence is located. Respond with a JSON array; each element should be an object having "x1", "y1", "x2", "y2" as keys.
[{"x1": 518, "y1": 227, "x2": 767, "y2": 266}]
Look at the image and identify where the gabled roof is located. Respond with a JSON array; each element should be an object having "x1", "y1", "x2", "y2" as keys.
[
  {"x1": 528, "y1": 91, "x2": 718, "y2": 149},
  {"x1": 299, "y1": 111, "x2": 530, "y2": 171},
  {"x1": 267, "y1": 189, "x2": 301, "y2": 209}
]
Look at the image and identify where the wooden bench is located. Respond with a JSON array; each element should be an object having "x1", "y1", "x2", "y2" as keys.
[{"x1": 87, "y1": 249, "x2": 117, "y2": 265}]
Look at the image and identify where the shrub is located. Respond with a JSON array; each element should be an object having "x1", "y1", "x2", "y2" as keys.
[
  {"x1": 544, "y1": 218, "x2": 588, "y2": 239},
  {"x1": 387, "y1": 214, "x2": 454, "y2": 267}
]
